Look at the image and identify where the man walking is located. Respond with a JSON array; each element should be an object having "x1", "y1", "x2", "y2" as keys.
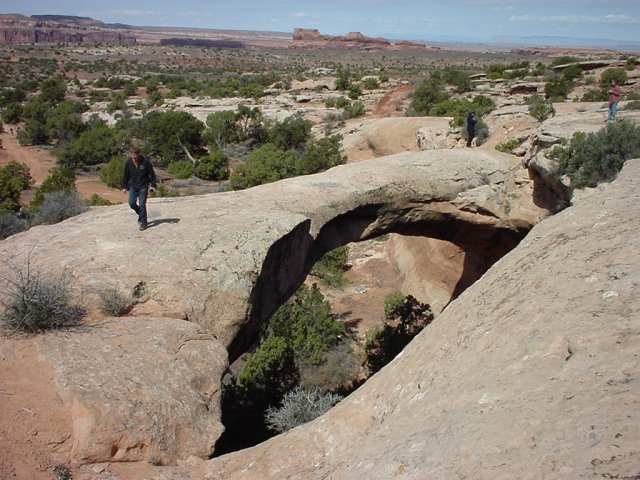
[
  {"x1": 607, "y1": 80, "x2": 622, "y2": 122},
  {"x1": 466, "y1": 111, "x2": 477, "y2": 147},
  {"x1": 122, "y1": 147, "x2": 156, "y2": 230}
]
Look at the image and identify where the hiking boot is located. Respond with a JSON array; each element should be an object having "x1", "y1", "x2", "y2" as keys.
[{"x1": 139, "y1": 223, "x2": 147, "y2": 231}]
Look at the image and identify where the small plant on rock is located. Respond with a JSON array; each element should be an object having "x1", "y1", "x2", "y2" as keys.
[
  {"x1": 98, "y1": 287, "x2": 134, "y2": 316},
  {"x1": 265, "y1": 386, "x2": 343, "y2": 433},
  {"x1": 1, "y1": 258, "x2": 85, "y2": 334},
  {"x1": 495, "y1": 138, "x2": 520, "y2": 154}
]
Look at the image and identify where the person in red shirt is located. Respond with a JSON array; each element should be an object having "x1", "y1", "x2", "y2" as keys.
[{"x1": 607, "y1": 80, "x2": 622, "y2": 122}]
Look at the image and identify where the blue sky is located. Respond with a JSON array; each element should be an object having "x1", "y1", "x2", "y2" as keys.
[{"x1": 2, "y1": 0, "x2": 639, "y2": 45}]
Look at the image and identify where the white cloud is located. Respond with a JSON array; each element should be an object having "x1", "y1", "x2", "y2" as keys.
[
  {"x1": 510, "y1": 14, "x2": 640, "y2": 24},
  {"x1": 292, "y1": 12, "x2": 308, "y2": 18}
]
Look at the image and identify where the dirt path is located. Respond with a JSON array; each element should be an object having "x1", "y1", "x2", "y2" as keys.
[
  {"x1": 372, "y1": 85, "x2": 413, "y2": 117},
  {"x1": 0, "y1": 125, "x2": 55, "y2": 186}
]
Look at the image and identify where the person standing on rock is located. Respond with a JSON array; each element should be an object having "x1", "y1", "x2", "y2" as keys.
[
  {"x1": 122, "y1": 147, "x2": 156, "y2": 231},
  {"x1": 607, "y1": 80, "x2": 622, "y2": 122},
  {"x1": 466, "y1": 111, "x2": 477, "y2": 147}
]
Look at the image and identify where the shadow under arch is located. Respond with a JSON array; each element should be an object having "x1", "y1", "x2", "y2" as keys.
[{"x1": 228, "y1": 202, "x2": 531, "y2": 362}]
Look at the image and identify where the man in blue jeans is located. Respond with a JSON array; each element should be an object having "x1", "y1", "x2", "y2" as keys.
[{"x1": 122, "y1": 147, "x2": 156, "y2": 230}]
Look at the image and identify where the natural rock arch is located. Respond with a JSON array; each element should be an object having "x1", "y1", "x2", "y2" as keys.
[{"x1": 0, "y1": 149, "x2": 561, "y2": 465}]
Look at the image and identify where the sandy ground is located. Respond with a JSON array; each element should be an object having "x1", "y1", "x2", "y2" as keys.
[
  {"x1": 0, "y1": 125, "x2": 125, "y2": 205},
  {"x1": 0, "y1": 337, "x2": 74, "y2": 479}
]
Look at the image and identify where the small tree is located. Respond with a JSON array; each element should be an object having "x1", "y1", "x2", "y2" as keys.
[
  {"x1": 544, "y1": 75, "x2": 571, "y2": 101},
  {"x1": 195, "y1": 149, "x2": 229, "y2": 181},
  {"x1": 600, "y1": 68, "x2": 628, "y2": 88},
  {"x1": 526, "y1": 93, "x2": 555, "y2": 122},
  {"x1": 310, "y1": 245, "x2": 349, "y2": 288},
  {"x1": 364, "y1": 294, "x2": 434, "y2": 374},
  {"x1": 167, "y1": 160, "x2": 195, "y2": 179},
  {"x1": 0, "y1": 162, "x2": 32, "y2": 212},
  {"x1": 229, "y1": 143, "x2": 296, "y2": 190},
  {"x1": 99, "y1": 155, "x2": 127, "y2": 188},
  {"x1": 269, "y1": 116, "x2": 313, "y2": 151},
  {"x1": 30, "y1": 167, "x2": 76, "y2": 211}
]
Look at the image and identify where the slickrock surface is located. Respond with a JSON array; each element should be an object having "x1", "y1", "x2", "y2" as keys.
[
  {"x1": 195, "y1": 159, "x2": 640, "y2": 480},
  {"x1": 0, "y1": 149, "x2": 548, "y2": 469}
]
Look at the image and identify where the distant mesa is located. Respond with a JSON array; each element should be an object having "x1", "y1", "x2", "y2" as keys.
[
  {"x1": 0, "y1": 14, "x2": 436, "y2": 51},
  {"x1": 0, "y1": 13, "x2": 136, "y2": 45},
  {"x1": 292, "y1": 28, "x2": 437, "y2": 51}
]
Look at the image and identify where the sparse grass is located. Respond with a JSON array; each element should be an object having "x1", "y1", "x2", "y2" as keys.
[
  {"x1": 98, "y1": 287, "x2": 134, "y2": 316},
  {"x1": 1, "y1": 258, "x2": 85, "y2": 334},
  {"x1": 264, "y1": 386, "x2": 343, "y2": 433},
  {"x1": 495, "y1": 138, "x2": 520, "y2": 154}
]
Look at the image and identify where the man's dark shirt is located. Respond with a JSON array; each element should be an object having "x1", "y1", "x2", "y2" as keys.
[{"x1": 122, "y1": 156, "x2": 157, "y2": 190}]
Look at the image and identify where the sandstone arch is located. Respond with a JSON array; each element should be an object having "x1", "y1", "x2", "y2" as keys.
[{"x1": 0, "y1": 149, "x2": 559, "y2": 465}]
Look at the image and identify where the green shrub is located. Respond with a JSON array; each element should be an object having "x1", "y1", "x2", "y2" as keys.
[
  {"x1": 562, "y1": 64, "x2": 583, "y2": 81},
  {"x1": 150, "y1": 184, "x2": 179, "y2": 197},
  {"x1": 98, "y1": 287, "x2": 133, "y2": 316},
  {"x1": 32, "y1": 191, "x2": 88, "y2": 225},
  {"x1": 1, "y1": 260, "x2": 85, "y2": 334},
  {"x1": 495, "y1": 138, "x2": 520, "y2": 154},
  {"x1": 581, "y1": 88, "x2": 607, "y2": 102},
  {"x1": 296, "y1": 135, "x2": 344, "y2": 176},
  {"x1": 229, "y1": 143, "x2": 296, "y2": 190},
  {"x1": 526, "y1": 93, "x2": 555, "y2": 122},
  {"x1": 550, "y1": 119, "x2": 640, "y2": 188},
  {"x1": 268, "y1": 116, "x2": 312, "y2": 151},
  {"x1": 409, "y1": 77, "x2": 449, "y2": 115},
  {"x1": 55, "y1": 124, "x2": 129, "y2": 169},
  {"x1": 264, "y1": 386, "x2": 342, "y2": 433},
  {"x1": 342, "y1": 101, "x2": 365, "y2": 119},
  {"x1": 88, "y1": 194, "x2": 112, "y2": 206},
  {"x1": 623, "y1": 100, "x2": 640, "y2": 110},
  {"x1": 551, "y1": 56, "x2": 580, "y2": 66},
  {"x1": 600, "y1": 68, "x2": 628, "y2": 88},
  {"x1": 195, "y1": 149, "x2": 229, "y2": 181},
  {"x1": 362, "y1": 77, "x2": 380, "y2": 90},
  {"x1": 0, "y1": 212, "x2": 29, "y2": 240},
  {"x1": 0, "y1": 161, "x2": 32, "y2": 212},
  {"x1": 544, "y1": 75, "x2": 571, "y2": 100},
  {"x1": 627, "y1": 92, "x2": 640, "y2": 101},
  {"x1": 310, "y1": 245, "x2": 349, "y2": 288},
  {"x1": 626, "y1": 56, "x2": 637, "y2": 71},
  {"x1": 383, "y1": 291, "x2": 405, "y2": 319},
  {"x1": 99, "y1": 155, "x2": 127, "y2": 188},
  {"x1": 1, "y1": 102, "x2": 23, "y2": 124},
  {"x1": 363, "y1": 294, "x2": 434, "y2": 374},
  {"x1": 52, "y1": 464, "x2": 72, "y2": 480},
  {"x1": 167, "y1": 160, "x2": 195, "y2": 179}
]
